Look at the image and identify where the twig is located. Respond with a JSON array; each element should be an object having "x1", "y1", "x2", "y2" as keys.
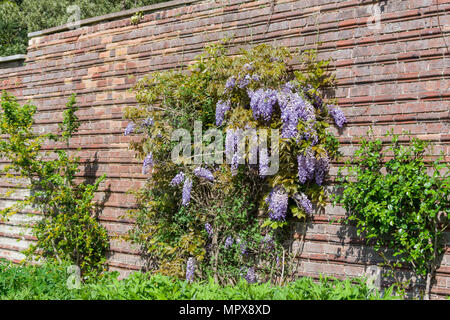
[
  {"x1": 263, "y1": 0, "x2": 276, "y2": 35},
  {"x1": 435, "y1": 0, "x2": 449, "y2": 54}
]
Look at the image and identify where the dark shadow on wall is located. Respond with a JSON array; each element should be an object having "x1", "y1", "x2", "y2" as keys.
[
  {"x1": 82, "y1": 151, "x2": 112, "y2": 259},
  {"x1": 84, "y1": 151, "x2": 112, "y2": 211}
]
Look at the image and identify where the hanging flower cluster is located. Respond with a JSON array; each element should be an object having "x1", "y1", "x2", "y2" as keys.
[
  {"x1": 224, "y1": 236, "x2": 234, "y2": 249},
  {"x1": 244, "y1": 267, "x2": 257, "y2": 284},
  {"x1": 164, "y1": 48, "x2": 345, "y2": 224},
  {"x1": 124, "y1": 122, "x2": 135, "y2": 136},
  {"x1": 170, "y1": 171, "x2": 185, "y2": 186},
  {"x1": 182, "y1": 177, "x2": 193, "y2": 206},
  {"x1": 293, "y1": 192, "x2": 313, "y2": 215},
  {"x1": 215, "y1": 100, "x2": 231, "y2": 126},
  {"x1": 142, "y1": 153, "x2": 153, "y2": 174},
  {"x1": 248, "y1": 88, "x2": 277, "y2": 122},
  {"x1": 265, "y1": 186, "x2": 289, "y2": 221},
  {"x1": 214, "y1": 70, "x2": 346, "y2": 223},
  {"x1": 205, "y1": 223, "x2": 213, "y2": 238},
  {"x1": 194, "y1": 167, "x2": 215, "y2": 182},
  {"x1": 328, "y1": 104, "x2": 347, "y2": 128},
  {"x1": 186, "y1": 257, "x2": 196, "y2": 282}
]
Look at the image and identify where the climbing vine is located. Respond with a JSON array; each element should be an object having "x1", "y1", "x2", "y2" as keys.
[{"x1": 124, "y1": 41, "x2": 345, "y2": 284}]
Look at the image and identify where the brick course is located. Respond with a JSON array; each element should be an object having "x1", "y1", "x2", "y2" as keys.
[{"x1": 0, "y1": 0, "x2": 448, "y2": 298}]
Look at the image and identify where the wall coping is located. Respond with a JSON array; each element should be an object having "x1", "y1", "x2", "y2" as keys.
[
  {"x1": 0, "y1": 54, "x2": 27, "y2": 63},
  {"x1": 27, "y1": 0, "x2": 200, "y2": 38}
]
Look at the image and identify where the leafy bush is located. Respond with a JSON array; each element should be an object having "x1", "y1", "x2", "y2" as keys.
[
  {"x1": 0, "y1": 0, "x2": 174, "y2": 57},
  {"x1": 334, "y1": 132, "x2": 449, "y2": 299},
  {"x1": 0, "y1": 1, "x2": 28, "y2": 56},
  {"x1": 0, "y1": 260, "x2": 397, "y2": 300},
  {"x1": 0, "y1": 260, "x2": 78, "y2": 300},
  {"x1": 124, "y1": 41, "x2": 345, "y2": 284},
  {"x1": 0, "y1": 92, "x2": 109, "y2": 278}
]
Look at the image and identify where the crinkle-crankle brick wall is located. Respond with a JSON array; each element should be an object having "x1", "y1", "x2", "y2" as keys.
[{"x1": 0, "y1": 0, "x2": 448, "y2": 298}]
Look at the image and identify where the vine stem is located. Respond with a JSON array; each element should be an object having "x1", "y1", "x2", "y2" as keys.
[
  {"x1": 212, "y1": 230, "x2": 219, "y2": 283},
  {"x1": 280, "y1": 248, "x2": 285, "y2": 285}
]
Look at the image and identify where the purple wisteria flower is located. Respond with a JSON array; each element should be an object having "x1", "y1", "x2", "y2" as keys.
[
  {"x1": 282, "y1": 81, "x2": 297, "y2": 93},
  {"x1": 312, "y1": 94, "x2": 323, "y2": 109},
  {"x1": 297, "y1": 148, "x2": 316, "y2": 184},
  {"x1": 194, "y1": 167, "x2": 215, "y2": 182},
  {"x1": 142, "y1": 117, "x2": 154, "y2": 127},
  {"x1": 244, "y1": 267, "x2": 257, "y2": 284},
  {"x1": 301, "y1": 122, "x2": 319, "y2": 146},
  {"x1": 262, "y1": 234, "x2": 275, "y2": 250},
  {"x1": 142, "y1": 153, "x2": 153, "y2": 174},
  {"x1": 246, "y1": 127, "x2": 258, "y2": 165},
  {"x1": 247, "y1": 88, "x2": 277, "y2": 122},
  {"x1": 240, "y1": 240, "x2": 247, "y2": 255},
  {"x1": 238, "y1": 74, "x2": 252, "y2": 89},
  {"x1": 259, "y1": 147, "x2": 270, "y2": 176},
  {"x1": 303, "y1": 85, "x2": 323, "y2": 109},
  {"x1": 215, "y1": 99, "x2": 231, "y2": 126},
  {"x1": 243, "y1": 63, "x2": 253, "y2": 71},
  {"x1": 293, "y1": 192, "x2": 313, "y2": 215},
  {"x1": 266, "y1": 186, "x2": 289, "y2": 221},
  {"x1": 205, "y1": 223, "x2": 213, "y2": 238},
  {"x1": 231, "y1": 153, "x2": 239, "y2": 176},
  {"x1": 124, "y1": 122, "x2": 135, "y2": 136},
  {"x1": 170, "y1": 171, "x2": 185, "y2": 186},
  {"x1": 224, "y1": 76, "x2": 237, "y2": 93},
  {"x1": 314, "y1": 154, "x2": 329, "y2": 186},
  {"x1": 277, "y1": 90, "x2": 315, "y2": 139},
  {"x1": 224, "y1": 236, "x2": 234, "y2": 249},
  {"x1": 328, "y1": 105, "x2": 346, "y2": 128},
  {"x1": 251, "y1": 74, "x2": 261, "y2": 82},
  {"x1": 225, "y1": 130, "x2": 241, "y2": 176},
  {"x1": 186, "y1": 257, "x2": 196, "y2": 283},
  {"x1": 182, "y1": 177, "x2": 193, "y2": 206}
]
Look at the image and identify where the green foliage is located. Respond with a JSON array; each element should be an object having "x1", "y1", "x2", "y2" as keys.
[
  {"x1": 0, "y1": 260, "x2": 398, "y2": 300},
  {"x1": 0, "y1": 260, "x2": 79, "y2": 300},
  {"x1": 0, "y1": 1, "x2": 28, "y2": 56},
  {"x1": 80, "y1": 272, "x2": 395, "y2": 300},
  {"x1": 59, "y1": 94, "x2": 81, "y2": 143},
  {"x1": 125, "y1": 41, "x2": 340, "y2": 284},
  {"x1": 0, "y1": 91, "x2": 109, "y2": 278},
  {"x1": 0, "y1": 0, "x2": 173, "y2": 57},
  {"x1": 130, "y1": 11, "x2": 143, "y2": 25},
  {"x1": 334, "y1": 131, "x2": 449, "y2": 297}
]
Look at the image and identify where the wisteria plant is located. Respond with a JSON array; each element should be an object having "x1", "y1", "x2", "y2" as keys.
[{"x1": 124, "y1": 41, "x2": 345, "y2": 284}]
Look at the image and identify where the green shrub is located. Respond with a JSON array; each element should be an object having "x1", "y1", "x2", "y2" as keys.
[
  {"x1": 334, "y1": 132, "x2": 449, "y2": 299},
  {"x1": 0, "y1": 92, "x2": 109, "y2": 278}
]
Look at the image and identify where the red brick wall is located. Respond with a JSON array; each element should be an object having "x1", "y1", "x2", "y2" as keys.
[{"x1": 0, "y1": 0, "x2": 448, "y2": 298}]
